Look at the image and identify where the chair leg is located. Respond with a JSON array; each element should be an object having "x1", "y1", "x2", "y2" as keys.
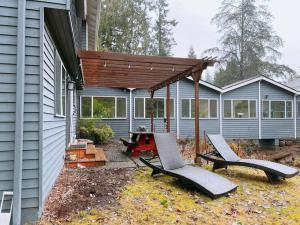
[
  {"x1": 264, "y1": 171, "x2": 283, "y2": 183},
  {"x1": 151, "y1": 169, "x2": 160, "y2": 177},
  {"x1": 212, "y1": 162, "x2": 226, "y2": 171}
]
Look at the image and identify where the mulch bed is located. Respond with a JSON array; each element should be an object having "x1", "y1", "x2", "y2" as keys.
[{"x1": 41, "y1": 167, "x2": 134, "y2": 222}]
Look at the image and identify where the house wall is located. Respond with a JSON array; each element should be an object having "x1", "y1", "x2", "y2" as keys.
[
  {"x1": 179, "y1": 79, "x2": 220, "y2": 138},
  {"x1": 0, "y1": 0, "x2": 19, "y2": 219},
  {"x1": 222, "y1": 82, "x2": 259, "y2": 139},
  {"x1": 0, "y1": 0, "x2": 75, "y2": 223},
  {"x1": 132, "y1": 84, "x2": 177, "y2": 135},
  {"x1": 260, "y1": 81, "x2": 295, "y2": 139}
]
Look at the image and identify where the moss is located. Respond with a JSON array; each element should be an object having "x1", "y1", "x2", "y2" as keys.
[{"x1": 49, "y1": 166, "x2": 300, "y2": 225}]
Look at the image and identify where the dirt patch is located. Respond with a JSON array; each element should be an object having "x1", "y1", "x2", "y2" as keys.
[{"x1": 41, "y1": 167, "x2": 134, "y2": 222}]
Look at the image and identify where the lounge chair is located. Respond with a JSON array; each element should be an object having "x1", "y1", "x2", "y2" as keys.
[
  {"x1": 0, "y1": 191, "x2": 13, "y2": 225},
  {"x1": 200, "y1": 134, "x2": 299, "y2": 183},
  {"x1": 140, "y1": 133, "x2": 237, "y2": 199}
]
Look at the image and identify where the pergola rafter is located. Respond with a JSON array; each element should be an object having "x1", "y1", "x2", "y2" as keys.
[{"x1": 79, "y1": 51, "x2": 217, "y2": 160}]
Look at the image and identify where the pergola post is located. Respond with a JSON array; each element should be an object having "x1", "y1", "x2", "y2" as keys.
[
  {"x1": 166, "y1": 83, "x2": 171, "y2": 132},
  {"x1": 192, "y1": 70, "x2": 202, "y2": 159},
  {"x1": 150, "y1": 91, "x2": 155, "y2": 132}
]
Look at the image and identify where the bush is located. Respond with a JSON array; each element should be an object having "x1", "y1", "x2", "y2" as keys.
[{"x1": 77, "y1": 119, "x2": 114, "y2": 144}]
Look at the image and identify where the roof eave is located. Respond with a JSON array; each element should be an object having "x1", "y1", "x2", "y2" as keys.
[{"x1": 87, "y1": 0, "x2": 101, "y2": 51}]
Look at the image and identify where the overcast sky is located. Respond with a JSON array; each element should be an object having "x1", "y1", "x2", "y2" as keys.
[{"x1": 168, "y1": 0, "x2": 300, "y2": 77}]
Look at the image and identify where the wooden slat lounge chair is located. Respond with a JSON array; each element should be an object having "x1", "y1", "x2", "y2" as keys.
[
  {"x1": 0, "y1": 191, "x2": 13, "y2": 225},
  {"x1": 140, "y1": 133, "x2": 237, "y2": 199},
  {"x1": 200, "y1": 134, "x2": 299, "y2": 183}
]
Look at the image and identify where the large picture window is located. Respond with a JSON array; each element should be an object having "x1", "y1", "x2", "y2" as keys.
[
  {"x1": 262, "y1": 100, "x2": 292, "y2": 119},
  {"x1": 134, "y1": 97, "x2": 174, "y2": 119},
  {"x1": 181, "y1": 98, "x2": 218, "y2": 119},
  {"x1": 80, "y1": 96, "x2": 126, "y2": 119},
  {"x1": 54, "y1": 50, "x2": 67, "y2": 117},
  {"x1": 224, "y1": 99, "x2": 256, "y2": 119}
]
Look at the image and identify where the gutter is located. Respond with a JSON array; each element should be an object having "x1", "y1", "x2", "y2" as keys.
[{"x1": 13, "y1": 0, "x2": 26, "y2": 224}]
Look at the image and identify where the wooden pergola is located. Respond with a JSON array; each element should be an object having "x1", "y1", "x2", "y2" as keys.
[{"x1": 79, "y1": 51, "x2": 217, "y2": 157}]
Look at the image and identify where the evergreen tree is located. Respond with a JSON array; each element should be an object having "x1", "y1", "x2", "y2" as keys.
[
  {"x1": 206, "y1": 0, "x2": 296, "y2": 86},
  {"x1": 187, "y1": 46, "x2": 197, "y2": 58},
  {"x1": 151, "y1": 0, "x2": 178, "y2": 56},
  {"x1": 98, "y1": 0, "x2": 152, "y2": 55}
]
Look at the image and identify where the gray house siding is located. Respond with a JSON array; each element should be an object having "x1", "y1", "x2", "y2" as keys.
[
  {"x1": 0, "y1": 0, "x2": 73, "y2": 223},
  {"x1": 78, "y1": 87, "x2": 131, "y2": 138},
  {"x1": 297, "y1": 95, "x2": 300, "y2": 138},
  {"x1": 0, "y1": 0, "x2": 18, "y2": 219},
  {"x1": 179, "y1": 79, "x2": 220, "y2": 138},
  {"x1": 222, "y1": 82, "x2": 259, "y2": 139},
  {"x1": 132, "y1": 84, "x2": 177, "y2": 134},
  {"x1": 260, "y1": 81, "x2": 295, "y2": 139},
  {"x1": 42, "y1": 25, "x2": 67, "y2": 207}
]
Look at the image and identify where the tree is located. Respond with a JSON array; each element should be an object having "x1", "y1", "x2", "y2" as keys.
[
  {"x1": 151, "y1": 0, "x2": 178, "y2": 56},
  {"x1": 187, "y1": 46, "x2": 197, "y2": 58},
  {"x1": 206, "y1": 0, "x2": 296, "y2": 86},
  {"x1": 98, "y1": 0, "x2": 153, "y2": 55}
]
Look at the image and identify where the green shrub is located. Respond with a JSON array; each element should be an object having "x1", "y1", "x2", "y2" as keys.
[{"x1": 77, "y1": 119, "x2": 114, "y2": 144}]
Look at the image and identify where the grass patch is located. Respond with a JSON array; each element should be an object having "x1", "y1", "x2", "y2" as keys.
[{"x1": 41, "y1": 166, "x2": 300, "y2": 225}]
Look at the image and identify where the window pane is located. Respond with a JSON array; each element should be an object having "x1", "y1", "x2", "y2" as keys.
[
  {"x1": 170, "y1": 99, "x2": 174, "y2": 118},
  {"x1": 210, "y1": 99, "x2": 217, "y2": 118},
  {"x1": 262, "y1": 101, "x2": 269, "y2": 118},
  {"x1": 146, "y1": 98, "x2": 155, "y2": 118},
  {"x1": 233, "y1": 100, "x2": 249, "y2": 118},
  {"x1": 62, "y1": 68, "x2": 66, "y2": 116},
  {"x1": 286, "y1": 101, "x2": 292, "y2": 118},
  {"x1": 271, "y1": 101, "x2": 285, "y2": 118},
  {"x1": 135, "y1": 98, "x2": 144, "y2": 118},
  {"x1": 93, "y1": 97, "x2": 115, "y2": 118},
  {"x1": 298, "y1": 102, "x2": 300, "y2": 118},
  {"x1": 117, "y1": 98, "x2": 126, "y2": 118},
  {"x1": 199, "y1": 99, "x2": 209, "y2": 118},
  {"x1": 157, "y1": 98, "x2": 164, "y2": 118},
  {"x1": 191, "y1": 99, "x2": 196, "y2": 118},
  {"x1": 81, "y1": 97, "x2": 91, "y2": 118},
  {"x1": 250, "y1": 101, "x2": 256, "y2": 118},
  {"x1": 182, "y1": 99, "x2": 190, "y2": 118},
  {"x1": 224, "y1": 100, "x2": 231, "y2": 118}
]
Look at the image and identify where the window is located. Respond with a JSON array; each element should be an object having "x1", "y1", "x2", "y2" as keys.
[
  {"x1": 224, "y1": 100, "x2": 232, "y2": 118},
  {"x1": 54, "y1": 50, "x2": 67, "y2": 117},
  {"x1": 224, "y1": 100, "x2": 256, "y2": 119},
  {"x1": 80, "y1": 96, "x2": 126, "y2": 119},
  {"x1": 181, "y1": 99, "x2": 218, "y2": 119},
  {"x1": 298, "y1": 102, "x2": 300, "y2": 118},
  {"x1": 263, "y1": 100, "x2": 293, "y2": 119},
  {"x1": 134, "y1": 97, "x2": 174, "y2": 119},
  {"x1": 182, "y1": 99, "x2": 190, "y2": 118}
]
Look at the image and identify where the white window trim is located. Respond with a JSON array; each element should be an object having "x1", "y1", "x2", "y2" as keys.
[
  {"x1": 296, "y1": 100, "x2": 300, "y2": 118},
  {"x1": 181, "y1": 98, "x2": 219, "y2": 120},
  {"x1": 55, "y1": 62, "x2": 67, "y2": 118},
  {"x1": 223, "y1": 99, "x2": 257, "y2": 119},
  {"x1": 80, "y1": 95, "x2": 127, "y2": 119},
  {"x1": 133, "y1": 97, "x2": 175, "y2": 119},
  {"x1": 262, "y1": 100, "x2": 293, "y2": 120}
]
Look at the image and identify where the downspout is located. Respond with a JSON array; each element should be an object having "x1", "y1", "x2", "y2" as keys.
[
  {"x1": 258, "y1": 81, "x2": 261, "y2": 139},
  {"x1": 176, "y1": 81, "x2": 180, "y2": 138},
  {"x1": 128, "y1": 88, "x2": 135, "y2": 136},
  {"x1": 294, "y1": 94, "x2": 297, "y2": 139},
  {"x1": 38, "y1": 8, "x2": 45, "y2": 217},
  {"x1": 14, "y1": 0, "x2": 26, "y2": 224},
  {"x1": 219, "y1": 93, "x2": 223, "y2": 135}
]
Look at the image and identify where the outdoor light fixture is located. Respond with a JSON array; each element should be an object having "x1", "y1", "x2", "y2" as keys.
[
  {"x1": 265, "y1": 95, "x2": 269, "y2": 99},
  {"x1": 68, "y1": 81, "x2": 75, "y2": 90},
  {"x1": 104, "y1": 60, "x2": 107, "y2": 67}
]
